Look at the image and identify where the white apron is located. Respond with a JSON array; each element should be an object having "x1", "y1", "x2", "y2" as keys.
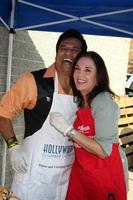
[{"x1": 11, "y1": 72, "x2": 77, "y2": 200}]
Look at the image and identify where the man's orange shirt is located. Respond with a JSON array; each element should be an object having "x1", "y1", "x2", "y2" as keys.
[{"x1": 0, "y1": 64, "x2": 57, "y2": 120}]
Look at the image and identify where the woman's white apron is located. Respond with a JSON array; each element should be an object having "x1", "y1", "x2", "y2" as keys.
[{"x1": 11, "y1": 72, "x2": 77, "y2": 200}]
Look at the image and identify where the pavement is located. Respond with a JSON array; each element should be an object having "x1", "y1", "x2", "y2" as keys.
[{"x1": 127, "y1": 168, "x2": 133, "y2": 200}]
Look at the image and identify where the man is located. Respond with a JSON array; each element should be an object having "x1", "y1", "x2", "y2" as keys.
[{"x1": 0, "y1": 29, "x2": 87, "y2": 200}]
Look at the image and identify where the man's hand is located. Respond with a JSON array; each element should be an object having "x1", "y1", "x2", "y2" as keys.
[
  {"x1": 9, "y1": 145, "x2": 30, "y2": 174},
  {"x1": 49, "y1": 112, "x2": 73, "y2": 136}
]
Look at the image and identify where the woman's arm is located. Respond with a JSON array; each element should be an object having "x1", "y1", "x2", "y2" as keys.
[
  {"x1": 91, "y1": 92, "x2": 119, "y2": 156},
  {"x1": 50, "y1": 93, "x2": 119, "y2": 159},
  {"x1": 68, "y1": 92, "x2": 119, "y2": 159},
  {"x1": 67, "y1": 129, "x2": 106, "y2": 159}
]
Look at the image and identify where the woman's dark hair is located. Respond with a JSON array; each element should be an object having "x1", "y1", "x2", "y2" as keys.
[
  {"x1": 56, "y1": 29, "x2": 87, "y2": 53},
  {"x1": 70, "y1": 51, "x2": 116, "y2": 107}
]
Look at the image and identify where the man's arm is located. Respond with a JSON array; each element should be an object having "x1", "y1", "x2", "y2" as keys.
[
  {"x1": 0, "y1": 72, "x2": 37, "y2": 142},
  {"x1": 0, "y1": 116, "x2": 15, "y2": 141},
  {"x1": 0, "y1": 73, "x2": 37, "y2": 174}
]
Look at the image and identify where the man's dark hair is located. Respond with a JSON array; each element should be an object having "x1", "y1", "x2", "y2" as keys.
[{"x1": 56, "y1": 29, "x2": 87, "y2": 53}]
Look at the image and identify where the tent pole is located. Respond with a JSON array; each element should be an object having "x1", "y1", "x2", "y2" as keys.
[
  {"x1": 1, "y1": 0, "x2": 15, "y2": 186},
  {"x1": 1, "y1": 31, "x2": 14, "y2": 186}
]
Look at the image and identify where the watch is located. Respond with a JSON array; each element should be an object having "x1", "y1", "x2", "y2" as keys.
[{"x1": 6, "y1": 136, "x2": 19, "y2": 148}]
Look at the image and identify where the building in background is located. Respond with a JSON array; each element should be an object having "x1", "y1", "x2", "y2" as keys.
[
  {"x1": 128, "y1": 39, "x2": 133, "y2": 74},
  {"x1": 125, "y1": 39, "x2": 133, "y2": 96}
]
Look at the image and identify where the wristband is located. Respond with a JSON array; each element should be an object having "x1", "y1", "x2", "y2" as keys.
[
  {"x1": 64, "y1": 125, "x2": 73, "y2": 136},
  {"x1": 6, "y1": 137, "x2": 19, "y2": 148},
  {"x1": 68, "y1": 129, "x2": 77, "y2": 139}
]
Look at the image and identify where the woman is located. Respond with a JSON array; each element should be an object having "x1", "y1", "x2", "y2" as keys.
[{"x1": 50, "y1": 51, "x2": 128, "y2": 200}]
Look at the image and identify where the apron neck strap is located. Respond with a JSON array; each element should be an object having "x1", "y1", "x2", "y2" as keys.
[{"x1": 54, "y1": 71, "x2": 58, "y2": 93}]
